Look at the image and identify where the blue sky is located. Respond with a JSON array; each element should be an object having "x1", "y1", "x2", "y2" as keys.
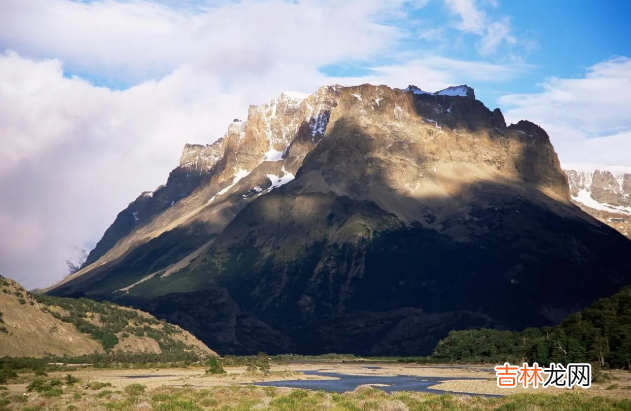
[
  {"x1": 319, "y1": 0, "x2": 631, "y2": 107},
  {"x1": 0, "y1": 0, "x2": 630, "y2": 288}
]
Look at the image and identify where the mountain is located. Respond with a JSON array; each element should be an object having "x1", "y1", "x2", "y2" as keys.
[
  {"x1": 564, "y1": 169, "x2": 631, "y2": 238},
  {"x1": 48, "y1": 84, "x2": 631, "y2": 356},
  {"x1": 0, "y1": 274, "x2": 216, "y2": 358}
]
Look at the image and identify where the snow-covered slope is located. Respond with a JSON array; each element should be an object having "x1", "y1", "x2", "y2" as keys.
[
  {"x1": 565, "y1": 169, "x2": 631, "y2": 213},
  {"x1": 564, "y1": 168, "x2": 631, "y2": 238}
]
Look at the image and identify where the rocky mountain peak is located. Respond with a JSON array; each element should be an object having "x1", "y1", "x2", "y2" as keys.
[
  {"x1": 179, "y1": 140, "x2": 225, "y2": 173},
  {"x1": 49, "y1": 82, "x2": 631, "y2": 357},
  {"x1": 77, "y1": 83, "x2": 572, "y2": 273},
  {"x1": 73, "y1": 82, "x2": 570, "y2": 280},
  {"x1": 403, "y1": 84, "x2": 475, "y2": 98}
]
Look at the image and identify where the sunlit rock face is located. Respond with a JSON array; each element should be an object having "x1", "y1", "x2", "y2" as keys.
[{"x1": 50, "y1": 84, "x2": 631, "y2": 356}]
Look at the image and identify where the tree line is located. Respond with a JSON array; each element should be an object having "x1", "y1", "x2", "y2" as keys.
[{"x1": 432, "y1": 287, "x2": 631, "y2": 369}]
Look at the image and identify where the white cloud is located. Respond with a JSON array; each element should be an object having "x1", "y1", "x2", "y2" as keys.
[
  {"x1": 500, "y1": 57, "x2": 631, "y2": 168},
  {"x1": 0, "y1": 0, "x2": 413, "y2": 83},
  {"x1": 443, "y1": 0, "x2": 516, "y2": 55}
]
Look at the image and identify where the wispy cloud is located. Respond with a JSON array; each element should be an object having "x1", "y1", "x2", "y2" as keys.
[
  {"x1": 443, "y1": 0, "x2": 516, "y2": 56},
  {"x1": 500, "y1": 57, "x2": 631, "y2": 168}
]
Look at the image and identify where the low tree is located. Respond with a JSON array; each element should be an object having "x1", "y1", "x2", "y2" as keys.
[
  {"x1": 205, "y1": 358, "x2": 226, "y2": 375},
  {"x1": 256, "y1": 352, "x2": 271, "y2": 375}
]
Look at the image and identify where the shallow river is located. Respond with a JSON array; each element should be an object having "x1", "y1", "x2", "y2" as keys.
[
  {"x1": 254, "y1": 369, "x2": 500, "y2": 397},
  {"x1": 121, "y1": 367, "x2": 501, "y2": 397}
]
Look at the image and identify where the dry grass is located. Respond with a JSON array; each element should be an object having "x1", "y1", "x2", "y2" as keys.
[
  {"x1": 2, "y1": 380, "x2": 631, "y2": 411},
  {"x1": 3, "y1": 364, "x2": 631, "y2": 410}
]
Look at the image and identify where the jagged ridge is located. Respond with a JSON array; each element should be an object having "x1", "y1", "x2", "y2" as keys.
[{"x1": 48, "y1": 84, "x2": 631, "y2": 356}]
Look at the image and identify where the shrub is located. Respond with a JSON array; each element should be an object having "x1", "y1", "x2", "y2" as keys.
[
  {"x1": 42, "y1": 387, "x2": 63, "y2": 397},
  {"x1": 87, "y1": 381, "x2": 112, "y2": 390},
  {"x1": 96, "y1": 390, "x2": 113, "y2": 398},
  {"x1": 26, "y1": 379, "x2": 48, "y2": 392},
  {"x1": 0, "y1": 368, "x2": 18, "y2": 384},
  {"x1": 205, "y1": 358, "x2": 226, "y2": 375},
  {"x1": 124, "y1": 383, "x2": 146, "y2": 396},
  {"x1": 65, "y1": 374, "x2": 79, "y2": 385},
  {"x1": 256, "y1": 352, "x2": 271, "y2": 375}
]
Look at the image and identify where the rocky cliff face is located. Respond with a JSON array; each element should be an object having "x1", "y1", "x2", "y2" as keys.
[
  {"x1": 49, "y1": 84, "x2": 631, "y2": 356},
  {"x1": 565, "y1": 169, "x2": 631, "y2": 238}
]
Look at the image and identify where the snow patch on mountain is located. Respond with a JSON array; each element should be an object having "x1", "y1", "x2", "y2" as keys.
[
  {"x1": 119, "y1": 273, "x2": 156, "y2": 293},
  {"x1": 572, "y1": 189, "x2": 631, "y2": 215},
  {"x1": 265, "y1": 167, "x2": 295, "y2": 192},
  {"x1": 310, "y1": 111, "x2": 330, "y2": 137},
  {"x1": 403, "y1": 85, "x2": 431, "y2": 95},
  {"x1": 208, "y1": 169, "x2": 251, "y2": 204},
  {"x1": 264, "y1": 147, "x2": 284, "y2": 161},
  {"x1": 435, "y1": 86, "x2": 469, "y2": 97}
]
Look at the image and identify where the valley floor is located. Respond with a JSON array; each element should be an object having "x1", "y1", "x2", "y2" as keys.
[{"x1": 2, "y1": 363, "x2": 631, "y2": 410}]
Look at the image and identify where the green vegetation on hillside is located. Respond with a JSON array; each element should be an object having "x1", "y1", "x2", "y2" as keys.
[
  {"x1": 31, "y1": 293, "x2": 202, "y2": 359},
  {"x1": 1, "y1": 274, "x2": 211, "y2": 360},
  {"x1": 0, "y1": 276, "x2": 9, "y2": 334},
  {"x1": 0, "y1": 309, "x2": 5, "y2": 334},
  {"x1": 433, "y1": 287, "x2": 631, "y2": 369}
]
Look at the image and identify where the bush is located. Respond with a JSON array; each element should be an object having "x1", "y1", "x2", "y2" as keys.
[
  {"x1": 65, "y1": 374, "x2": 79, "y2": 385},
  {"x1": 42, "y1": 387, "x2": 63, "y2": 397},
  {"x1": 124, "y1": 383, "x2": 146, "y2": 396},
  {"x1": 26, "y1": 378, "x2": 63, "y2": 393},
  {"x1": 256, "y1": 352, "x2": 271, "y2": 375},
  {"x1": 0, "y1": 368, "x2": 18, "y2": 384},
  {"x1": 87, "y1": 381, "x2": 112, "y2": 390},
  {"x1": 205, "y1": 358, "x2": 226, "y2": 375},
  {"x1": 96, "y1": 390, "x2": 113, "y2": 398}
]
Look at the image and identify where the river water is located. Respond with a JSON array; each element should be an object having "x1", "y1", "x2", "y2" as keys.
[{"x1": 254, "y1": 369, "x2": 500, "y2": 397}]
